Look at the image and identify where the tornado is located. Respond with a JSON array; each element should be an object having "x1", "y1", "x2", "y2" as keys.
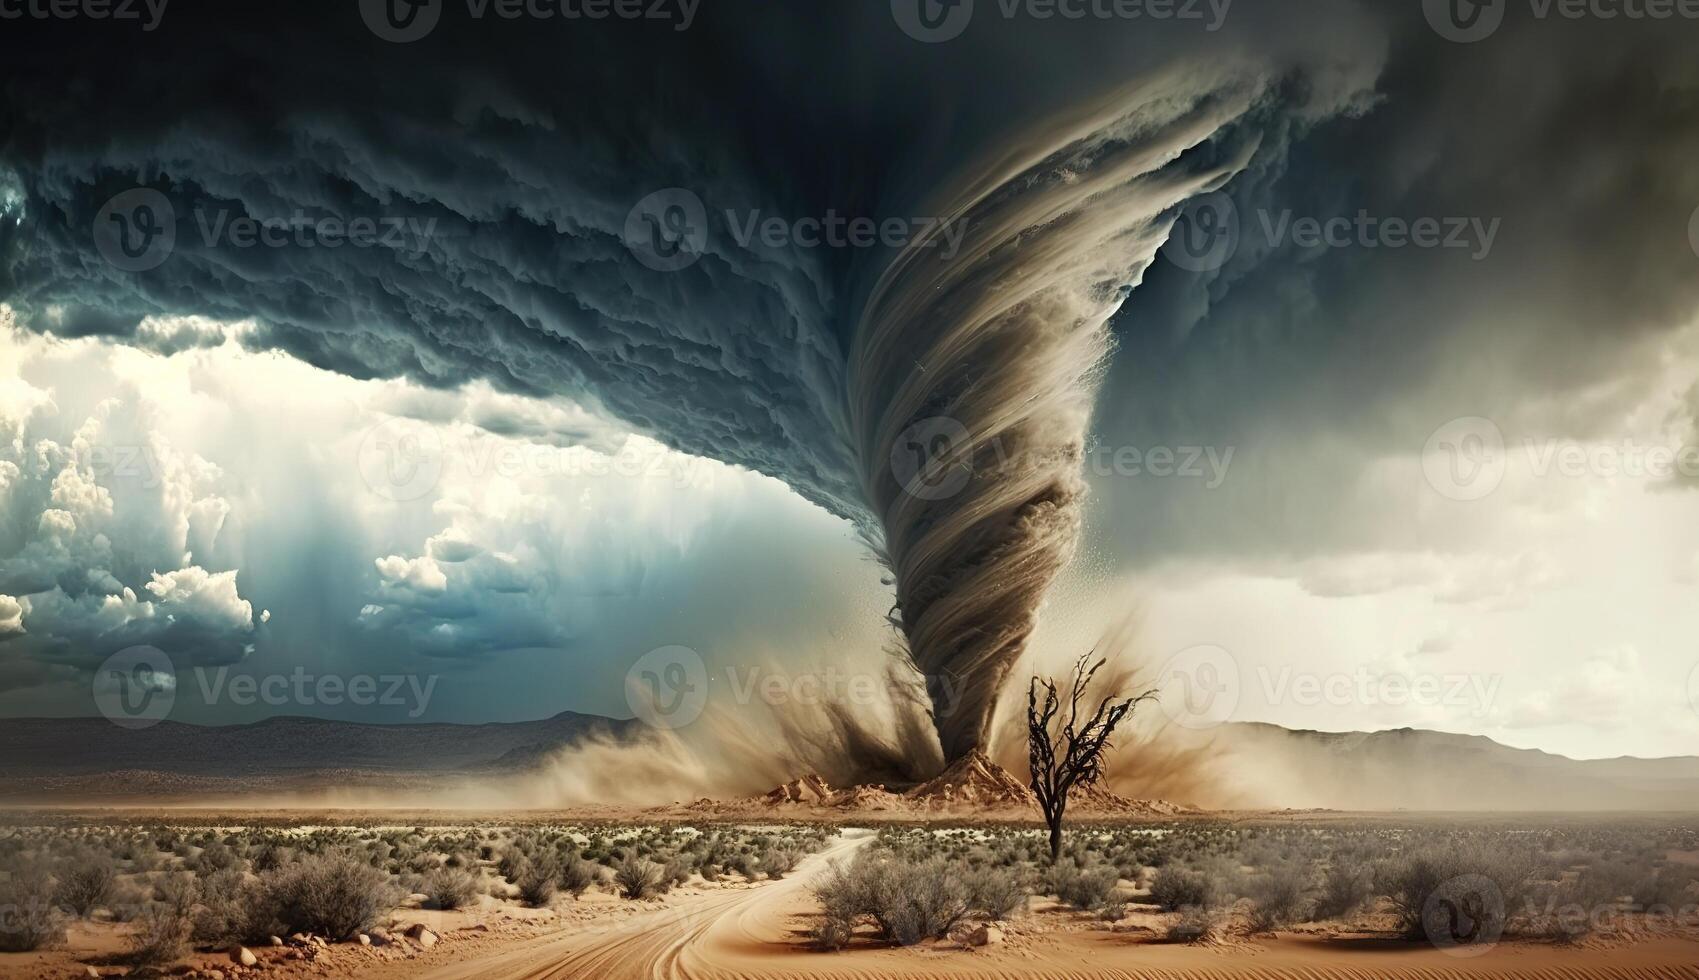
[{"x1": 849, "y1": 80, "x2": 1257, "y2": 761}]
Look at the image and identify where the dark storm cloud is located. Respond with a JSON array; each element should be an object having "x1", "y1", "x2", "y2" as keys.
[
  {"x1": 0, "y1": 0, "x2": 1375, "y2": 522},
  {"x1": 1, "y1": 0, "x2": 1551, "y2": 758},
  {"x1": 1091, "y1": 5, "x2": 1699, "y2": 563}
]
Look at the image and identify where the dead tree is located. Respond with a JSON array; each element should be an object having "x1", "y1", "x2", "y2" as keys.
[{"x1": 1027, "y1": 654, "x2": 1155, "y2": 864}]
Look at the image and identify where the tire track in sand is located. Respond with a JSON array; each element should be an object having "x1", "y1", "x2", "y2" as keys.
[{"x1": 407, "y1": 827, "x2": 874, "y2": 980}]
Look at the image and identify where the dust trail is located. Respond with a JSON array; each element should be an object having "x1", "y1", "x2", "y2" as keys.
[
  {"x1": 850, "y1": 74, "x2": 1260, "y2": 764},
  {"x1": 986, "y1": 613, "x2": 1243, "y2": 807}
]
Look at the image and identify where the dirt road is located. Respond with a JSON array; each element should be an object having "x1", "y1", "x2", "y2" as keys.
[{"x1": 404, "y1": 828, "x2": 873, "y2": 980}]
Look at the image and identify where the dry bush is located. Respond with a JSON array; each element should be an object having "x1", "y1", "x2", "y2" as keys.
[
  {"x1": 614, "y1": 854, "x2": 662, "y2": 900},
  {"x1": 963, "y1": 866, "x2": 1026, "y2": 920},
  {"x1": 760, "y1": 846, "x2": 800, "y2": 880},
  {"x1": 1046, "y1": 862, "x2": 1119, "y2": 911},
  {"x1": 261, "y1": 851, "x2": 399, "y2": 939},
  {"x1": 189, "y1": 869, "x2": 257, "y2": 944},
  {"x1": 559, "y1": 857, "x2": 599, "y2": 898},
  {"x1": 1166, "y1": 905, "x2": 1221, "y2": 943},
  {"x1": 812, "y1": 853, "x2": 970, "y2": 948},
  {"x1": 1376, "y1": 840, "x2": 1540, "y2": 942},
  {"x1": 1376, "y1": 851, "x2": 1459, "y2": 939},
  {"x1": 125, "y1": 904, "x2": 191, "y2": 968},
  {"x1": 251, "y1": 843, "x2": 291, "y2": 873},
  {"x1": 1314, "y1": 862, "x2": 1376, "y2": 920},
  {"x1": 658, "y1": 856, "x2": 692, "y2": 893},
  {"x1": 152, "y1": 873, "x2": 197, "y2": 919},
  {"x1": 53, "y1": 854, "x2": 117, "y2": 917},
  {"x1": 1634, "y1": 865, "x2": 1697, "y2": 913},
  {"x1": 497, "y1": 848, "x2": 530, "y2": 883},
  {"x1": 422, "y1": 867, "x2": 481, "y2": 910},
  {"x1": 192, "y1": 841, "x2": 240, "y2": 876},
  {"x1": 0, "y1": 871, "x2": 66, "y2": 951},
  {"x1": 724, "y1": 852, "x2": 756, "y2": 879},
  {"x1": 1245, "y1": 861, "x2": 1311, "y2": 931},
  {"x1": 516, "y1": 856, "x2": 560, "y2": 907},
  {"x1": 1150, "y1": 866, "x2": 1212, "y2": 912}
]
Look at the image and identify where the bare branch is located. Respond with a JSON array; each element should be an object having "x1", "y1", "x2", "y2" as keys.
[{"x1": 1025, "y1": 655, "x2": 1156, "y2": 863}]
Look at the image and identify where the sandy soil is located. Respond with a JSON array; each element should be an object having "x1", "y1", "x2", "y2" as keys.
[
  {"x1": 344, "y1": 830, "x2": 1699, "y2": 980},
  {"x1": 8, "y1": 811, "x2": 1698, "y2": 980}
]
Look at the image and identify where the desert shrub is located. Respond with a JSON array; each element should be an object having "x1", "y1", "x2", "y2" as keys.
[
  {"x1": 1166, "y1": 905, "x2": 1220, "y2": 943},
  {"x1": 1376, "y1": 841, "x2": 1539, "y2": 942},
  {"x1": 516, "y1": 856, "x2": 560, "y2": 907},
  {"x1": 1377, "y1": 853, "x2": 1453, "y2": 938},
  {"x1": 1046, "y1": 862, "x2": 1119, "y2": 911},
  {"x1": 189, "y1": 869, "x2": 261, "y2": 943},
  {"x1": 657, "y1": 856, "x2": 692, "y2": 893},
  {"x1": 1634, "y1": 866, "x2": 1697, "y2": 912},
  {"x1": 812, "y1": 853, "x2": 969, "y2": 947},
  {"x1": 53, "y1": 854, "x2": 117, "y2": 917},
  {"x1": 724, "y1": 852, "x2": 756, "y2": 879},
  {"x1": 1245, "y1": 861, "x2": 1311, "y2": 931},
  {"x1": 251, "y1": 843, "x2": 291, "y2": 873},
  {"x1": 261, "y1": 851, "x2": 399, "y2": 939},
  {"x1": 1100, "y1": 900, "x2": 1128, "y2": 921},
  {"x1": 1526, "y1": 876, "x2": 1609, "y2": 941},
  {"x1": 1150, "y1": 866, "x2": 1212, "y2": 912},
  {"x1": 963, "y1": 866, "x2": 1026, "y2": 920},
  {"x1": 497, "y1": 848, "x2": 530, "y2": 883},
  {"x1": 559, "y1": 857, "x2": 598, "y2": 898},
  {"x1": 614, "y1": 854, "x2": 662, "y2": 900},
  {"x1": 809, "y1": 913, "x2": 854, "y2": 951},
  {"x1": 126, "y1": 904, "x2": 191, "y2": 968},
  {"x1": 761, "y1": 846, "x2": 800, "y2": 880},
  {"x1": 189, "y1": 866, "x2": 275, "y2": 944},
  {"x1": 1314, "y1": 862, "x2": 1376, "y2": 920},
  {"x1": 423, "y1": 867, "x2": 481, "y2": 910},
  {"x1": 153, "y1": 873, "x2": 197, "y2": 918},
  {"x1": 0, "y1": 872, "x2": 66, "y2": 951},
  {"x1": 193, "y1": 841, "x2": 240, "y2": 876},
  {"x1": 123, "y1": 843, "x2": 163, "y2": 874}
]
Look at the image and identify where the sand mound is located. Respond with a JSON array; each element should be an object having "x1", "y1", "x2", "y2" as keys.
[
  {"x1": 739, "y1": 752, "x2": 1193, "y2": 817},
  {"x1": 764, "y1": 773, "x2": 836, "y2": 805},
  {"x1": 1071, "y1": 782, "x2": 1195, "y2": 815},
  {"x1": 905, "y1": 750, "x2": 1035, "y2": 808},
  {"x1": 651, "y1": 754, "x2": 1194, "y2": 820}
]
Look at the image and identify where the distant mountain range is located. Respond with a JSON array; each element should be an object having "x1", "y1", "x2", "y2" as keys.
[
  {"x1": 0, "y1": 711, "x2": 637, "y2": 803},
  {"x1": 1, "y1": 712, "x2": 1694, "y2": 811},
  {"x1": 1190, "y1": 722, "x2": 1699, "y2": 812}
]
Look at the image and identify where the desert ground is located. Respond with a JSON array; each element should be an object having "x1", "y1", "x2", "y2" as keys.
[{"x1": 2, "y1": 805, "x2": 1697, "y2": 980}]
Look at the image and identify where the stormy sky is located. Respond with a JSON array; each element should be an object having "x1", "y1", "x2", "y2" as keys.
[{"x1": 2, "y1": 0, "x2": 1698, "y2": 762}]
